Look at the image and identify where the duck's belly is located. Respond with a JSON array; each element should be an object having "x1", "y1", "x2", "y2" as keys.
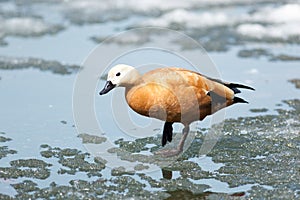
[{"x1": 126, "y1": 83, "x2": 211, "y2": 123}]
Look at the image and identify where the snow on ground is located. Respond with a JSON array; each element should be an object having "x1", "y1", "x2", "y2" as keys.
[{"x1": 237, "y1": 4, "x2": 300, "y2": 40}]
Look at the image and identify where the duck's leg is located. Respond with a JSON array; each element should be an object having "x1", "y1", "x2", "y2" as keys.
[
  {"x1": 162, "y1": 122, "x2": 173, "y2": 146},
  {"x1": 155, "y1": 125, "x2": 190, "y2": 157}
]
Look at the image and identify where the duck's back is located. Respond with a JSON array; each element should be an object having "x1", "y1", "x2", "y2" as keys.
[{"x1": 126, "y1": 68, "x2": 236, "y2": 123}]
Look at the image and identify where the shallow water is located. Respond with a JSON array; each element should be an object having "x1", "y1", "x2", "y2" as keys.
[{"x1": 1, "y1": 0, "x2": 300, "y2": 199}]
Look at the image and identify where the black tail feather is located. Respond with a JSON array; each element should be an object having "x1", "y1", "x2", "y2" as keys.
[
  {"x1": 205, "y1": 76, "x2": 255, "y2": 94},
  {"x1": 226, "y1": 83, "x2": 255, "y2": 94},
  {"x1": 233, "y1": 97, "x2": 249, "y2": 104}
]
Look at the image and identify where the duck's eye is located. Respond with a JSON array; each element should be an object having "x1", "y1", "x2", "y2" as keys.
[{"x1": 116, "y1": 72, "x2": 121, "y2": 76}]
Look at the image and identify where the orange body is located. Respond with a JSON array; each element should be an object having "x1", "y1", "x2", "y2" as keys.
[{"x1": 125, "y1": 68, "x2": 235, "y2": 124}]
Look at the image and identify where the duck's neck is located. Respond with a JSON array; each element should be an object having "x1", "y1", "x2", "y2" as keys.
[{"x1": 121, "y1": 69, "x2": 143, "y2": 88}]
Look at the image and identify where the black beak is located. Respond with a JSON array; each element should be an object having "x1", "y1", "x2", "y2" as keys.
[{"x1": 99, "y1": 81, "x2": 116, "y2": 95}]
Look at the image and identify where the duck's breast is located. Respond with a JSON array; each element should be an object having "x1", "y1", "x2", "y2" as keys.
[{"x1": 126, "y1": 82, "x2": 183, "y2": 122}]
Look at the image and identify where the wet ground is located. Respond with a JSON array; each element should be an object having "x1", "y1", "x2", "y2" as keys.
[
  {"x1": 1, "y1": 0, "x2": 300, "y2": 199},
  {"x1": 1, "y1": 96, "x2": 299, "y2": 199}
]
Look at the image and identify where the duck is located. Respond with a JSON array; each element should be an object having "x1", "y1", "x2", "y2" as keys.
[{"x1": 99, "y1": 64, "x2": 254, "y2": 157}]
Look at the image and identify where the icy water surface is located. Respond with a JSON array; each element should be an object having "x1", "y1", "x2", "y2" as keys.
[{"x1": 1, "y1": 0, "x2": 300, "y2": 199}]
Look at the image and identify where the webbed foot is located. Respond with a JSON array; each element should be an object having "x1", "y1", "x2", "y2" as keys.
[{"x1": 154, "y1": 148, "x2": 182, "y2": 157}]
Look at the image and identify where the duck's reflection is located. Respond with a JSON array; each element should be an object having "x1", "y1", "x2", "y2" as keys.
[{"x1": 161, "y1": 168, "x2": 172, "y2": 179}]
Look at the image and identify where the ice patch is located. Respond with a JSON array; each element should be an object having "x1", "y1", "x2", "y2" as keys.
[
  {"x1": 237, "y1": 4, "x2": 300, "y2": 40},
  {"x1": 61, "y1": 0, "x2": 195, "y2": 24},
  {"x1": 62, "y1": 0, "x2": 277, "y2": 25},
  {"x1": 62, "y1": 0, "x2": 289, "y2": 14},
  {"x1": 188, "y1": 156, "x2": 225, "y2": 172},
  {"x1": 0, "y1": 17, "x2": 64, "y2": 42},
  {"x1": 251, "y1": 4, "x2": 300, "y2": 24},
  {"x1": 237, "y1": 23, "x2": 300, "y2": 40},
  {"x1": 1, "y1": 0, "x2": 300, "y2": 59},
  {"x1": 189, "y1": 178, "x2": 256, "y2": 194},
  {"x1": 135, "y1": 3, "x2": 300, "y2": 44},
  {"x1": 0, "y1": 56, "x2": 80, "y2": 75},
  {"x1": 1, "y1": 18, "x2": 50, "y2": 36},
  {"x1": 63, "y1": 0, "x2": 191, "y2": 12},
  {"x1": 143, "y1": 9, "x2": 232, "y2": 28}
]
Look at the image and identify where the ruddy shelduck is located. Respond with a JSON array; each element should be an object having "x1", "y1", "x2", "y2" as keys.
[{"x1": 100, "y1": 64, "x2": 254, "y2": 157}]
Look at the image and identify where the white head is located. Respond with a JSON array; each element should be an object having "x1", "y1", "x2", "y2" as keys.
[{"x1": 99, "y1": 64, "x2": 141, "y2": 95}]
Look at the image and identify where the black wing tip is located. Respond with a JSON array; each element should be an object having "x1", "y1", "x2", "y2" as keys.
[
  {"x1": 242, "y1": 85, "x2": 255, "y2": 91},
  {"x1": 229, "y1": 83, "x2": 255, "y2": 91},
  {"x1": 205, "y1": 76, "x2": 255, "y2": 92},
  {"x1": 233, "y1": 97, "x2": 249, "y2": 104}
]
